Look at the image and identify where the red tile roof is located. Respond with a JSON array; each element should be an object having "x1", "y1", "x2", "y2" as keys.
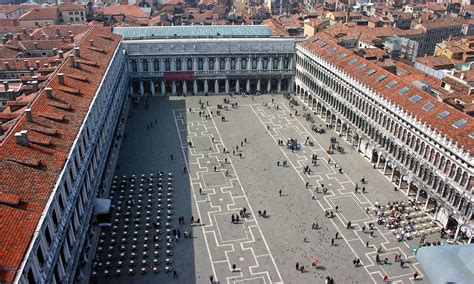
[
  {"x1": 0, "y1": 26, "x2": 121, "y2": 283},
  {"x1": 57, "y1": 4, "x2": 86, "y2": 12},
  {"x1": 299, "y1": 39, "x2": 474, "y2": 153},
  {"x1": 100, "y1": 5, "x2": 149, "y2": 19},
  {"x1": 19, "y1": 7, "x2": 57, "y2": 21}
]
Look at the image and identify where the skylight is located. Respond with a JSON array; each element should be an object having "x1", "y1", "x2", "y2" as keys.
[
  {"x1": 319, "y1": 41, "x2": 327, "y2": 48},
  {"x1": 338, "y1": 53, "x2": 348, "y2": 59},
  {"x1": 422, "y1": 102, "x2": 435, "y2": 111},
  {"x1": 376, "y1": 74, "x2": 387, "y2": 82},
  {"x1": 386, "y1": 80, "x2": 398, "y2": 88},
  {"x1": 409, "y1": 95, "x2": 422, "y2": 103},
  {"x1": 366, "y1": 69, "x2": 377, "y2": 76},
  {"x1": 469, "y1": 132, "x2": 474, "y2": 139},
  {"x1": 398, "y1": 87, "x2": 410, "y2": 95},
  {"x1": 348, "y1": 58, "x2": 358, "y2": 65},
  {"x1": 357, "y1": 63, "x2": 367, "y2": 70},
  {"x1": 329, "y1": 47, "x2": 337, "y2": 53},
  {"x1": 437, "y1": 111, "x2": 450, "y2": 119},
  {"x1": 452, "y1": 119, "x2": 468, "y2": 129}
]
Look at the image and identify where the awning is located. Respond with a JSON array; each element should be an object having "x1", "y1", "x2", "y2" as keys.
[
  {"x1": 164, "y1": 71, "x2": 194, "y2": 81},
  {"x1": 94, "y1": 198, "x2": 111, "y2": 215}
]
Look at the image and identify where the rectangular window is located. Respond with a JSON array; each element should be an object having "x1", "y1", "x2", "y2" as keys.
[
  {"x1": 409, "y1": 95, "x2": 422, "y2": 103},
  {"x1": 366, "y1": 69, "x2": 376, "y2": 76},
  {"x1": 348, "y1": 58, "x2": 358, "y2": 65},
  {"x1": 45, "y1": 226, "x2": 52, "y2": 246},
  {"x1": 52, "y1": 210, "x2": 59, "y2": 227},
  {"x1": 37, "y1": 247, "x2": 45, "y2": 267},
  {"x1": 329, "y1": 47, "x2": 337, "y2": 53},
  {"x1": 386, "y1": 80, "x2": 398, "y2": 88},
  {"x1": 452, "y1": 118, "x2": 468, "y2": 129},
  {"x1": 422, "y1": 102, "x2": 435, "y2": 111},
  {"x1": 375, "y1": 74, "x2": 387, "y2": 81},
  {"x1": 318, "y1": 41, "x2": 327, "y2": 48},
  {"x1": 357, "y1": 63, "x2": 367, "y2": 70},
  {"x1": 437, "y1": 110, "x2": 450, "y2": 119},
  {"x1": 338, "y1": 53, "x2": 348, "y2": 59},
  {"x1": 398, "y1": 87, "x2": 410, "y2": 95}
]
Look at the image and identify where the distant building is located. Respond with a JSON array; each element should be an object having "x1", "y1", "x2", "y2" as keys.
[
  {"x1": 57, "y1": 4, "x2": 86, "y2": 24},
  {"x1": 18, "y1": 7, "x2": 58, "y2": 27}
]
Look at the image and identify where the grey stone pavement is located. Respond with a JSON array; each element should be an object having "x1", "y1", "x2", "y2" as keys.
[{"x1": 90, "y1": 94, "x2": 430, "y2": 284}]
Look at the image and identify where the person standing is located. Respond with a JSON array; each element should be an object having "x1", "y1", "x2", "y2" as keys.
[
  {"x1": 279, "y1": 189, "x2": 282, "y2": 197},
  {"x1": 331, "y1": 238, "x2": 335, "y2": 246},
  {"x1": 296, "y1": 262, "x2": 299, "y2": 270},
  {"x1": 413, "y1": 272, "x2": 418, "y2": 280},
  {"x1": 210, "y1": 275, "x2": 214, "y2": 283}
]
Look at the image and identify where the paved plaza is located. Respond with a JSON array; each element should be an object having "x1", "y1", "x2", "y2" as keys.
[{"x1": 91, "y1": 94, "x2": 431, "y2": 284}]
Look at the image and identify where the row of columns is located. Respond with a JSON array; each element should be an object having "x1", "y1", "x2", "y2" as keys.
[
  {"x1": 134, "y1": 78, "x2": 290, "y2": 96},
  {"x1": 134, "y1": 56, "x2": 291, "y2": 73}
]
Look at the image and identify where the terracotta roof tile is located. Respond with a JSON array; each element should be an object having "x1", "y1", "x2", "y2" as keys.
[
  {"x1": 300, "y1": 40, "x2": 474, "y2": 153},
  {"x1": 0, "y1": 26, "x2": 121, "y2": 282}
]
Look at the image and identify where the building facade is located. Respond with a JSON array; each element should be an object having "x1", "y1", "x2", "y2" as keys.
[
  {"x1": 0, "y1": 28, "x2": 128, "y2": 284},
  {"x1": 295, "y1": 40, "x2": 473, "y2": 242},
  {"x1": 115, "y1": 26, "x2": 299, "y2": 96}
]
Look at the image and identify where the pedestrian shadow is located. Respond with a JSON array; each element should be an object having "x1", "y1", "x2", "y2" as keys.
[{"x1": 314, "y1": 265, "x2": 326, "y2": 271}]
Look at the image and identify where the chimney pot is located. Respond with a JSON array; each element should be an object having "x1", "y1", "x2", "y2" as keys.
[
  {"x1": 52, "y1": 48, "x2": 57, "y2": 55},
  {"x1": 4, "y1": 62, "x2": 9, "y2": 70},
  {"x1": 32, "y1": 80, "x2": 38, "y2": 92},
  {"x1": 90, "y1": 39, "x2": 94, "y2": 46},
  {"x1": 76, "y1": 60, "x2": 81, "y2": 69},
  {"x1": 23, "y1": 59, "x2": 28, "y2": 69},
  {"x1": 1, "y1": 37, "x2": 6, "y2": 44},
  {"x1": 29, "y1": 33, "x2": 33, "y2": 40},
  {"x1": 45, "y1": 87, "x2": 53, "y2": 98},
  {"x1": 35, "y1": 60, "x2": 40, "y2": 69},
  {"x1": 55, "y1": 58, "x2": 60, "y2": 65},
  {"x1": 22, "y1": 27, "x2": 26, "y2": 34},
  {"x1": 25, "y1": 108, "x2": 33, "y2": 122},
  {"x1": 15, "y1": 33, "x2": 20, "y2": 40},
  {"x1": 15, "y1": 130, "x2": 29, "y2": 147},
  {"x1": 55, "y1": 27, "x2": 60, "y2": 36},
  {"x1": 3, "y1": 81, "x2": 9, "y2": 91},
  {"x1": 69, "y1": 55, "x2": 75, "y2": 67},
  {"x1": 29, "y1": 67, "x2": 34, "y2": 76},
  {"x1": 33, "y1": 41, "x2": 38, "y2": 49},
  {"x1": 58, "y1": 50, "x2": 64, "y2": 58},
  {"x1": 58, "y1": 73, "x2": 65, "y2": 85},
  {"x1": 70, "y1": 35, "x2": 74, "y2": 43},
  {"x1": 74, "y1": 47, "x2": 80, "y2": 57}
]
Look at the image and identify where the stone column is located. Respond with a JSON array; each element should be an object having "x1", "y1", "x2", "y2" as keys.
[
  {"x1": 267, "y1": 79, "x2": 271, "y2": 93},
  {"x1": 225, "y1": 79, "x2": 229, "y2": 94},
  {"x1": 257, "y1": 57, "x2": 262, "y2": 70},
  {"x1": 160, "y1": 59, "x2": 165, "y2": 72},
  {"x1": 268, "y1": 57, "x2": 273, "y2": 70},
  {"x1": 183, "y1": 81, "x2": 187, "y2": 95},
  {"x1": 237, "y1": 58, "x2": 241, "y2": 71},
  {"x1": 204, "y1": 80, "x2": 208, "y2": 94},
  {"x1": 172, "y1": 81, "x2": 176, "y2": 95},
  {"x1": 415, "y1": 188, "x2": 421, "y2": 201},
  {"x1": 204, "y1": 58, "x2": 209, "y2": 72},
  {"x1": 246, "y1": 58, "x2": 252, "y2": 71},
  {"x1": 171, "y1": 58, "x2": 176, "y2": 71},
  {"x1": 192, "y1": 58, "x2": 197, "y2": 71},
  {"x1": 214, "y1": 79, "x2": 219, "y2": 94},
  {"x1": 278, "y1": 57, "x2": 283, "y2": 70},
  {"x1": 129, "y1": 83, "x2": 134, "y2": 95},
  {"x1": 236, "y1": 80, "x2": 240, "y2": 93},
  {"x1": 424, "y1": 196, "x2": 430, "y2": 210},
  {"x1": 225, "y1": 58, "x2": 230, "y2": 71},
  {"x1": 150, "y1": 80, "x2": 155, "y2": 95},
  {"x1": 277, "y1": 79, "x2": 281, "y2": 92},
  {"x1": 246, "y1": 79, "x2": 250, "y2": 92},
  {"x1": 257, "y1": 79, "x2": 261, "y2": 92},
  {"x1": 193, "y1": 80, "x2": 198, "y2": 94},
  {"x1": 161, "y1": 80, "x2": 166, "y2": 95},
  {"x1": 139, "y1": 80, "x2": 144, "y2": 96}
]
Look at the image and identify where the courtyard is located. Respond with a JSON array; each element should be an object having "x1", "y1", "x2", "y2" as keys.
[{"x1": 90, "y1": 94, "x2": 432, "y2": 283}]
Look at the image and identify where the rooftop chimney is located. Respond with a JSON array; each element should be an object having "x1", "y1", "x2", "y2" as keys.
[
  {"x1": 35, "y1": 60, "x2": 40, "y2": 69},
  {"x1": 75, "y1": 60, "x2": 81, "y2": 69},
  {"x1": 4, "y1": 62, "x2": 9, "y2": 70},
  {"x1": 29, "y1": 33, "x2": 33, "y2": 40},
  {"x1": 23, "y1": 59, "x2": 28, "y2": 69},
  {"x1": 45, "y1": 22, "x2": 50, "y2": 26},
  {"x1": 69, "y1": 55, "x2": 75, "y2": 67},
  {"x1": 74, "y1": 47, "x2": 80, "y2": 57},
  {"x1": 69, "y1": 35, "x2": 74, "y2": 43},
  {"x1": 3, "y1": 81, "x2": 9, "y2": 92},
  {"x1": 15, "y1": 33, "x2": 20, "y2": 40},
  {"x1": 15, "y1": 130, "x2": 29, "y2": 147},
  {"x1": 22, "y1": 27, "x2": 26, "y2": 34},
  {"x1": 55, "y1": 58, "x2": 60, "y2": 66},
  {"x1": 52, "y1": 48, "x2": 57, "y2": 55},
  {"x1": 29, "y1": 67, "x2": 34, "y2": 76},
  {"x1": 25, "y1": 108, "x2": 33, "y2": 122},
  {"x1": 58, "y1": 73, "x2": 65, "y2": 85},
  {"x1": 45, "y1": 87, "x2": 53, "y2": 99},
  {"x1": 1, "y1": 37, "x2": 6, "y2": 45},
  {"x1": 55, "y1": 27, "x2": 60, "y2": 37},
  {"x1": 89, "y1": 39, "x2": 94, "y2": 46},
  {"x1": 33, "y1": 42, "x2": 38, "y2": 49},
  {"x1": 32, "y1": 80, "x2": 38, "y2": 92},
  {"x1": 58, "y1": 50, "x2": 64, "y2": 58}
]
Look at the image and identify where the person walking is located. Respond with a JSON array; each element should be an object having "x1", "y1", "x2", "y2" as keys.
[
  {"x1": 173, "y1": 270, "x2": 178, "y2": 278},
  {"x1": 279, "y1": 189, "x2": 282, "y2": 197},
  {"x1": 335, "y1": 232, "x2": 339, "y2": 239},
  {"x1": 306, "y1": 181, "x2": 309, "y2": 188},
  {"x1": 366, "y1": 240, "x2": 369, "y2": 248},
  {"x1": 296, "y1": 262, "x2": 299, "y2": 270},
  {"x1": 210, "y1": 275, "x2": 214, "y2": 283},
  {"x1": 413, "y1": 272, "x2": 418, "y2": 280},
  {"x1": 331, "y1": 238, "x2": 335, "y2": 246},
  {"x1": 199, "y1": 188, "x2": 202, "y2": 195}
]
